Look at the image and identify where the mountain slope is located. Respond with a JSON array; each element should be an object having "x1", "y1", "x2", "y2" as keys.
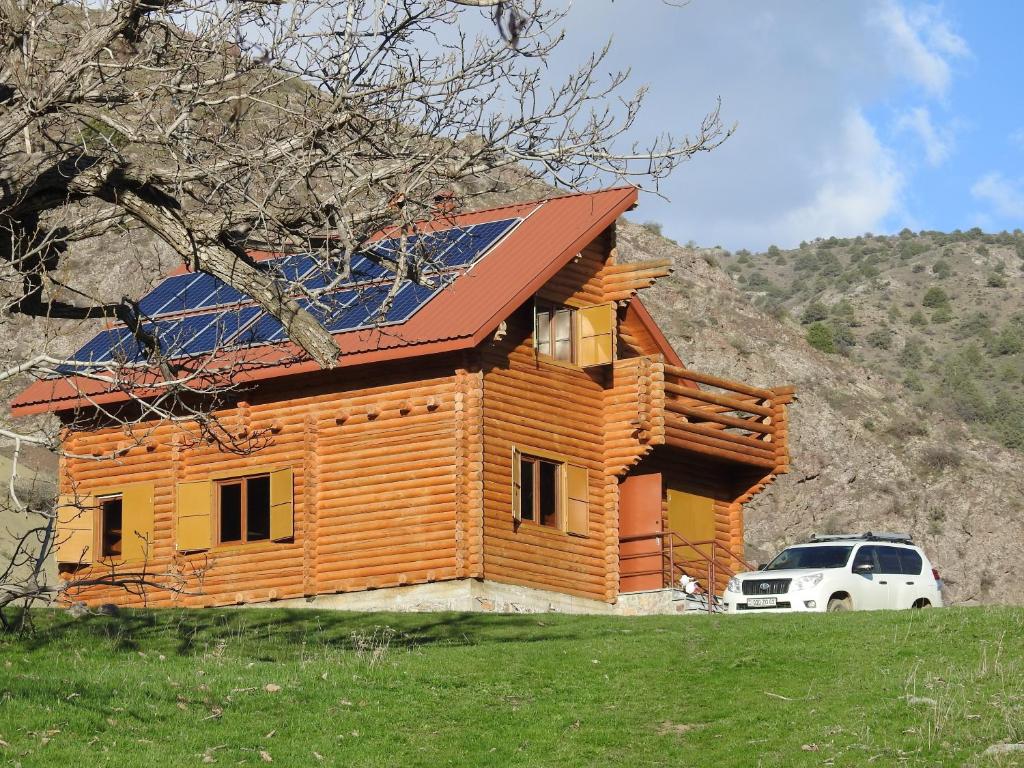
[{"x1": 617, "y1": 221, "x2": 1024, "y2": 606}]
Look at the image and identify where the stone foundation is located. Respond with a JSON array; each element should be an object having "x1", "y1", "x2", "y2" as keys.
[{"x1": 248, "y1": 579, "x2": 708, "y2": 615}]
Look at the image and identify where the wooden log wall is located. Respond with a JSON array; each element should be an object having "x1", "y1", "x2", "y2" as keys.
[
  {"x1": 58, "y1": 359, "x2": 464, "y2": 607},
  {"x1": 480, "y1": 307, "x2": 613, "y2": 601}
]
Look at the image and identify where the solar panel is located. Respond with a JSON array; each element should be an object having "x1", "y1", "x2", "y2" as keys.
[{"x1": 61, "y1": 216, "x2": 521, "y2": 372}]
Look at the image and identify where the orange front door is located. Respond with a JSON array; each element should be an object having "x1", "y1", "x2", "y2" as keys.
[{"x1": 618, "y1": 473, "x2": 663, "y2": 592}]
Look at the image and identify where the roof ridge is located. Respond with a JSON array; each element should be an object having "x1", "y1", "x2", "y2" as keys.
[{"x1": 447, "y1": 185, "x2": 636, "y2": 220}]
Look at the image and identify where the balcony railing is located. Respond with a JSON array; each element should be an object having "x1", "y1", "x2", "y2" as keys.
[{"x1": 661, "y1": 363, "x2": 787, "y2": 470}]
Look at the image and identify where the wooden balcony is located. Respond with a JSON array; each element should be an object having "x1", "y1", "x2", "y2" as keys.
[{"x1": 660, "y1": 364, "x2": 793, "y2": 471}]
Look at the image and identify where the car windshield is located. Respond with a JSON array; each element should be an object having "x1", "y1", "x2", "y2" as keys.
[{"x1": 764, "y1": 545, "x2": 853, "y2": 570}]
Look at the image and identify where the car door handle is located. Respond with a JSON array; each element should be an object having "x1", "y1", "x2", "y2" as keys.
[
  {"x1": 906, "y1": 581, "x2": 915, "y2": 585},
  {"x1": 879, "y1": 580, "x2": 888, "y2": 585}
]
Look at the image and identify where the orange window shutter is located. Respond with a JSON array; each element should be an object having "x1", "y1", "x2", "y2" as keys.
[
  {"x1": 120, "y1": 483, "x2": 155, "y2": 562},
  {"x1": 269, "y1": 467, "x2": 294, "y2": 541},
  {"x1": 511, "y1": 447, "x2": 522, "y2": 521},
  {"x1": 566, "y1": 464, "x2": 589, "y2": 537},
  {"x1": 176, "y1": 480, "x2": 212, "y2": 551},
  {"x1": 55, "y1": 493, "x2": 96, "y2": 564},
  {"x1": 577, "y1": 303, "x2": 616, "y2": 367}
]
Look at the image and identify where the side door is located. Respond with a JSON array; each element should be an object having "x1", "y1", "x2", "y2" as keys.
[
  {"x1": 849, "y1": 545, "x2": 888, "y2": 610},
  {"x1": 894, "y1": 547, "x2": 925, "y2": 609},
  {"x1": 874, "y1": 546, "x2": 905, "y2": 609}
]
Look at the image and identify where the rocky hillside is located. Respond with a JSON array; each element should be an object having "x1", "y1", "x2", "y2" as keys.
[{"x1": 617, "y1": 221, "x2": 1024, "y2": 606}]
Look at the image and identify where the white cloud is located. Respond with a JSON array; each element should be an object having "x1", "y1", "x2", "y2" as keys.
[
  {"x1": 773, "y1": 110, "x2": 904, "y2": 245},
  {"x1": 544, "y1": 1, "x2": 968, "y2": 249},
  {"x1": 896, "y1": 106, "x2": 954, "y2": 165},
  {"x1": 872, "y1": 1, "x2": 969, "y2": 98},
  {"x1": 971, "y1": 173, "x2": 1024, "y2": 220}
]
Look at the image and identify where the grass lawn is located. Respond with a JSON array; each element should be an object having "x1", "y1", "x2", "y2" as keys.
[{"x1": 1, "y1": 607, "x2": 1022, "y2": 767}]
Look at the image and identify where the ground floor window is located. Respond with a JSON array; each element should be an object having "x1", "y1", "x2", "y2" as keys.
[
  {"x1": 217, "y1": 475, "x2": 271, "y2": 545},
  {"x1": 519, "y1": 454, "x2": 563, "y2": 529},
  {"x1": 99, "y1": 495, "x2": 123, "y2": 557}
]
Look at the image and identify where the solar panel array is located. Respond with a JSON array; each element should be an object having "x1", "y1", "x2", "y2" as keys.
[{"x1": 59, "y1": 218, "x2": 520, "y2": 372}]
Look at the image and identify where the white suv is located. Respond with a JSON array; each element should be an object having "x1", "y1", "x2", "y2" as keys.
[{"x1": 721, "y1": 533, "x2": 943, "y2": 613}]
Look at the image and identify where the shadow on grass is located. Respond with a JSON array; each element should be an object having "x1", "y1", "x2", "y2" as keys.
[{"x1": 2, "y1": 605, "x2": 632, "y2": 656}]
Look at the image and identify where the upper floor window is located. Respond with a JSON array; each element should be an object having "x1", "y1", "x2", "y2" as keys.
[
  {"x1": 534, "y1": 300, "x2": 617, "y2": 367},
  {"x1": 535, "y1": 304, "x2": 574, "y2": 362}
]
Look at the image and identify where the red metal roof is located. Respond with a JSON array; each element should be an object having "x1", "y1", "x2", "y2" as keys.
[{"x1": 12, "y1": 186, "x2": 643, "y2": 416}]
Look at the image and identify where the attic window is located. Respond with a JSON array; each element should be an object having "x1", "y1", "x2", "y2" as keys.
[{"x1": 535, "y1": 303, "x2": 574, "y2": 362}]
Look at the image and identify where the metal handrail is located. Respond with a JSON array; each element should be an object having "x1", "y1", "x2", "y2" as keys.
[{"x1": 621, "y1": 529, "x2": 754, "y2": 613}]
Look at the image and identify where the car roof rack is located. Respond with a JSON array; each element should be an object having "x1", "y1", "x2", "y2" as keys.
[{"x1": 808, "y1": 531, "x2": 914, "y2": 545}]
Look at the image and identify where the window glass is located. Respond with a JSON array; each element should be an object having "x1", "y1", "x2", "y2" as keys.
[
  {"x1": 538, "y1": 460, "x2": 559, "y2": 527},
  {"x1": 247, "y1": 476, "x2": 271, "y2": 541},
  {"x1": 220, "y1": 482, "x2": 243, "y2": 543},
  {"x1": 898, "y1": 548, "x2": 923, "y2": 576},
  {"x1": 552, "y1": 309, "x2": 573, "y2": 362},
  {"x1": 535, "y1": 312, "x2": 551, "y2": 357},
  {"x1": 521, "y1": 458, "x2": 536, "y2": 522},
  {"x1": 100, "y1": 496, "x2": 123, "y2": 557},
  {"x1": 852, "y1": 545, "x2": 879, "y2": 571},
  {"x1": 764, "y1": 545, "x2": 852, "y2": 570},
  {"x1": 876, "y1": 546, "x2": 903, "y2": 574}
]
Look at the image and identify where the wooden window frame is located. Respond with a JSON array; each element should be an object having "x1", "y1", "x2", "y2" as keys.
[
  {"x1": 519, "y1": 453, "x2": 564, "y2": 531},
  {"x1": 215, "y1": 473, "x2": 271, "y2": 547},
  {"x1": 97, "y1": 493, "x2": 124, "y2": 559},
  {"x1": 512, "y1": 446, "x2": 589, "y2": 536},
  {"x1": 534, "y1": 301, "x2": 576, "y2": 365}
]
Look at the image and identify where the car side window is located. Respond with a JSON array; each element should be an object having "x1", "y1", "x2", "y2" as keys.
[
  {"x1": 852, "y1": 545, "x2": 878, "y2": 571},
  {"x1": 876, "y1": 546, "x2": 903, "y2": 574},
  {"x1": 898, "y1": 548, "x2": 923, "y2": 575}
]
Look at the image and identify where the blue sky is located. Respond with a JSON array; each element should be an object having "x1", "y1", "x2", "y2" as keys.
[{"x1": 529, "y1": 1, "x2": 1023, "y2": 250}]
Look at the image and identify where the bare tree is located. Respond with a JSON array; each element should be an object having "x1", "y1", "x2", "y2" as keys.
[{"x1": 0, "y1": 0, "x2": 731, "y2": 619}]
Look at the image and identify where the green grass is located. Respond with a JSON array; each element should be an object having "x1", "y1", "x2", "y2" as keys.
[{"x1": 1, "y1": 607, "x2": 1023, "y2": 767}]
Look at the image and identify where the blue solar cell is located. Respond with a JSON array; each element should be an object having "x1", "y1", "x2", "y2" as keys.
[
  {"x1": 137, "y1": 273, "x2": 201, "y2": 316},
  {"x1": 441, "y1": 219, "x2": 518, "y2": 267},
  {"x1": 178, "y1": 307, "x2": 263, "y2": 357},
  {"x1": 325, "y1": 285, "x2": 390, "y2": 332},
  {"x1": 383, "y1": 282, "x2": 438, "y2": 323},
  {"x1": 266, "y1": 253, "x2": 317, "y2": 283},
  {"x1": 291, "y1": 290, "x2": 355, "y2": 327},
  {"x1": 241, "y1": 312, "x2": 287, "y2": 345}
]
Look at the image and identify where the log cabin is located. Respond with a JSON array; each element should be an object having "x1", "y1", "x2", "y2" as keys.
[{"x1": 11, "y1": 186, "x2": 795, "y2": 613}]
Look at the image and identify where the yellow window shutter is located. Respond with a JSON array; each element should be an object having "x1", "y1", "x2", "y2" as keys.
[
  {"x1": 176, "y1": 480, "x2": 212, "y2": 551},
  {"x1": 511, "y1": 447, "x2": 522, "y2": 521},
  {"x1": 55, "y1": 493, "x2": 95, "y2": 564},
  {"x1": 269, "y1": 467, "x2": 294, "y2": 541},
  {"x1": 577, "y1": 303, "x2": 616, "y2": 367},
  {"x1": 565, "y1": 464, "x2": 589, "y2": 537},
  {"x1": 120, "y1": 483, "x2": 155, "y2": 562}
]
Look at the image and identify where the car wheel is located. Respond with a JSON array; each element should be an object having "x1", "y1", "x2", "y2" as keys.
[
  {"x1": 827, "y1": 596, "x2": 853, "y2": 612},
  {"x1": 912, "y1": 599, "x2": 931, "y2": 609}
]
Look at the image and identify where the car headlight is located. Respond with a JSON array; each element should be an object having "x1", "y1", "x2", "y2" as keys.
[
  {"x1": 726, "y1": 577, "x2": 742, "y2": 593},
  {"x1": 793, "y1": 572, "x2": 824, "y2": 591}
]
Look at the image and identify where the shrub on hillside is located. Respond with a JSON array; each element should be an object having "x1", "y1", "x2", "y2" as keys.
[
  {"x1": 898, "y1": 337, "x2": 925, "y2": 368},
  {"x1": 992, "y1": 326, "x2": 1024, "y2": 355},
  {"x1": 909, "y1": 310, "x2": 928, "y2": 327},
  {"x1": 800, "y1": 301, "x2": 829, "y2": 324},
  {"x1": 932, "y1": 259, "x2": 952, "y2": 279},
  {"x1": 931, "y1": 305, "x2": 954, "y2": 324},
  {"x1": 922, "y1": 286, "x2": 950, "y2": 308},
  {"x1": 806, "y1": 322, "x2": 835, "y2": 354},
  {"x1": 987, "y1": 273, "x2": 1007, "y2": 288},
  {"x1": 640, "y1": 221, "x2": 663, "y2": 236},
  {"x1": 866, "y1": 328, "x2": 893, "y2": 349},
  {"x1": 919, "y1": 445, "x2": 963, "y2": 472}
]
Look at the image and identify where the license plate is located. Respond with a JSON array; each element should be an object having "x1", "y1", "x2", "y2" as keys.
[{"x1": 746, "y1": 597, "x2": 777, "y2": 608}]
